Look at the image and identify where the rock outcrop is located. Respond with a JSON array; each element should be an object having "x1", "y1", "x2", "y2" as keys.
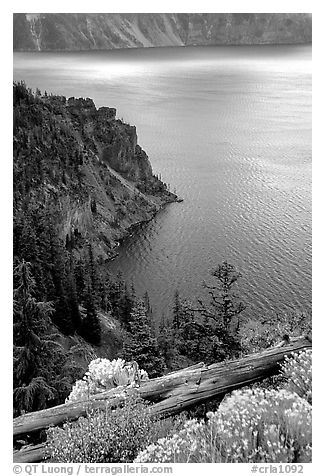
[
  {"x1": 13, "y1": 83, "x2": 177, "y2": 263},
  {"x1": 13, "y1": 13, "x2": 312, "y2": 51}
]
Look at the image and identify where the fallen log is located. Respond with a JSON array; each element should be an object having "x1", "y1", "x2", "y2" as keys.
[
  {"x1": 13, "y1": 336, "x2": 311, "y2": 462},
  {"x1": 13, "y1": 444, "x2": 46, "y2": 464}
]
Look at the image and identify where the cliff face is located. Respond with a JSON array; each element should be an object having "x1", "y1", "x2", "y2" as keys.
[
  {"x1": 13, "y1": 13, "x2": 312, "y2": 51},
  {"x1": 13, "y1": 83, "x2": 178, "y2": 392},
  {"x1": 13, "y1": 84, "x2": 176, "y2": 263}
]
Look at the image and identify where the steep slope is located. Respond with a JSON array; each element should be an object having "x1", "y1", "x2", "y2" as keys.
[
  {"x1": 13, "y1": 84, "x2": 176, "y2": 263},
  {"x1": 13, "y1": 81, "x2": 177, "y2": 346},
  {"x1": 187, "y1": 13, "x2": 312, "y2": 45},
  {"x1": 13, "y1": 82, "x2": 178, "y2": 413},
  {"x1": 13, "y1": 13, "x2": 312, "y2": 51}
]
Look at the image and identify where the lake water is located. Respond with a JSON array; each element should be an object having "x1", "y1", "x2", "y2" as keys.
[{"x1": 13, "y1": 45, "x2": 312, "y2": 322}]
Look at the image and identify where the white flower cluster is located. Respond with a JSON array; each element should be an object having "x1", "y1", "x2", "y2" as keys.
[
  {"x1": 135, "y1": 387, "x2": 312, "y2": 463},
  {"x1": 135, "y1": 419, "x2": 205, "y2": 463},
  {"x1": 281, "y1": 349, "x2": 312, "y2": 403},
  {"x1": 67, "y1": 358, "x2": 149, "y2": 403},
  {"x1": 214, "y1": 387, "x2": 311, "y2": 462}
]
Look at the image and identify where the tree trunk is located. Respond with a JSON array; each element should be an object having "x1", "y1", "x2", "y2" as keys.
[{"x1": 13, "y1": 336, "x2": 311, "y2": 462}]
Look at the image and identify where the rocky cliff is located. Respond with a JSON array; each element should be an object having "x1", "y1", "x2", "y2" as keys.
[
  {"x1": 13, "y1": 83, "x2": 176, "y2": 263},
  {"x1": 13, "y1": 83, "x2": 179, "y2": 403},
  {"x1": 13, "y1": 13, "x2": 312, "y2": 51}
]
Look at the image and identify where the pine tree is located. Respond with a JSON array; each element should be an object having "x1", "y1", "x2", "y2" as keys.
[
  {"x1": 122, "y1": 300, "x2": 165, "y2": 378},
  {"x1": 143, "y1": 291, "x2": 152, "y2": 318},
  {"x1": 13, "y1": 260, "x2": 55, "y2": 415},
  {"x1": 87, "y1": 243, "x2": 98, "y2": 298},
  {"x1": 47, "y1": 230, "x2": 74, "y2": 335},
  {"x1": 172, "y1": 290, "x2": 182, "y2": 331},
  {"x1": 157, "y1": 313, "x2": 177, "y2": 371},
  {"x1": 80, "y1": 287, "x2": 101, "y2": 345},
  {"x1": 66, "y1": 264, "x2": 82, "y2": 332},
  {"x1": 13, "y1": 260, "x2": 85, "y2": 416},
  {"x1": 74, "y1": 259, "x2": 86, "y2": 301},
  {"x1": 52, "y1": 293, "x2": 74, "y2": 335},
  {"x1": 97, "y1": 270, "x2": 110, "y2": 313},
  {"x1": 172, "y1": 299, "x2": 207, "y2": 363},
  {"x1": 204, "y1": 261, "x2": 246, "y2": 331},
  {"x1": 195, "y1": 261, "x2": 246, "y2": 359},
  {"x1": 108, "y1": 276, "x2": 134, "y2": 328}
]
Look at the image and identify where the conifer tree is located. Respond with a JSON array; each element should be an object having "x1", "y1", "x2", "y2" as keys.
[
  {"x1": 52, "y1": 293, "x2": 74, "y2": 335},
  {"x1": 172, "y1": 290, "x2": 182, "y2": 331},
  {"x1": 97, "y1": 271, "x2": 110, "y2": 313},
  {"x1": 47, "y1": 229, "x2": 74, "y2": 335},
  {"x1": 74, "y1": 259, "x2": 86, "y2": 301},
  {"x1": 87, "y1": 243, "x2": 98, "y2": 299},
  {"x1": 119, "y1": 284, "x2": 134, "y2": 329},
  {"x1": 194, "y1": 261, "x2": 246, "y2": 360},
  {"x1": 200, "y1": 261, "x2": 246, "y2": 332},
  {"x1": 66, "y1": 266, "x2": 82, "y2": 332},
  {"x1": 143, "y1": 291, "x2": 153, "y2": 319},
  {"x1": 122, "y1": 299, "x2": 165, "y2": 378},
  {"x1": 157, "y1": 313, "x2": 177, "y2": 370},
  {"x1": 13, "y1": 260, "x2": 56, "y2": 415},
  {"x1": 13, "y1": 260, "x2": 84, "y2": 416},
  {"x1": 108, "y1": 277, "x2": 134, "y2": 328},
  {"x1": 80, "y1": 286, "x2": 101, "y2": 345}
]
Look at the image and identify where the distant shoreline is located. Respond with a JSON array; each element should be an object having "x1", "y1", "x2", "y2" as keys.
[
  {"x1": 13, "y1": 41, "x2": 312, "y2": 53},
  {"x1": 13, "y1": 13, "x2": 312, "y2": 52}
]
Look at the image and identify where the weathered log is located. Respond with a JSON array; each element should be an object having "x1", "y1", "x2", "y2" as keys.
[
  {"x1": 13, "y1": 363, "x2": 206, "y2": 440},
  {"x1": 13, "y1": 336, "x2": 311, "y2": 463},
  {"x1": 13, "y1": 444, "x2": 47, "y2": 463}
]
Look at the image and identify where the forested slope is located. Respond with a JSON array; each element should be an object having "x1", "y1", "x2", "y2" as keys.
[{"x1": 13, "y1": 82, "x2": 176, "y2": 415}]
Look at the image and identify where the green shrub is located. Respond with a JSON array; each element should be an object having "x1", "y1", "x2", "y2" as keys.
[
  {"x1": 135, "y1": 388, "x2": 311, "y2": 463},
  {"x1": 46, "y1": 395, "x2": 179, "y2": 463}
]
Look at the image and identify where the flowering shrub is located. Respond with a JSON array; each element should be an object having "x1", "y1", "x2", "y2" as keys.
[
  {"x1": 281, "y1": 350, "x2": 312, "y2": 404},
  {"x1": 67, "y1": 358, "x2": 149, "y2": 402},
  {"x1": 134, "y1": 419, "x2": 206, "y2": 463},
  {"x1": 135, "y1": 388, "x2": 311, "y2": 463},
  {"x1": 46, "y1": 396, "x2": 168, "y2": 463}
]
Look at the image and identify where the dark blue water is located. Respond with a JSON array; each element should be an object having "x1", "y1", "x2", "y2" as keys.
[{"x1": 14, "y1": 45, "x2": 312, "y2": 321}]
